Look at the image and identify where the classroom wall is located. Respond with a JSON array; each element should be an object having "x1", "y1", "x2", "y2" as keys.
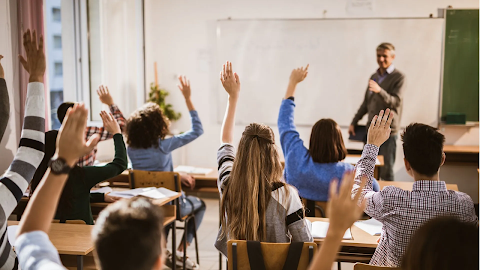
[
  {"x1": 0, "y1": 0, "x2": 21, "y2": 173},
  {"x1": 143, "y1": 0, "x2": 479, "y2": 202}
]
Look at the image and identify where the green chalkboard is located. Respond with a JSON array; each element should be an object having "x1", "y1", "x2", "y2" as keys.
[{"x1": 441, "y1": 9, "x2": 479, "y2": 122}]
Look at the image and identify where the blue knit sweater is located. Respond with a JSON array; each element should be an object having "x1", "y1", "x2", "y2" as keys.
[{"x1": 278, "y1": 99, "x2": 379, "y2": 201}]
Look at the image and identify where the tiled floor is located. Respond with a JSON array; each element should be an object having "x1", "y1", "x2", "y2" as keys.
[{"x1": 165, "y1": 197, "x2": 356, "y2": 270}]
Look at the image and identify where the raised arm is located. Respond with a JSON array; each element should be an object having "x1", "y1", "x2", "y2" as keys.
[
  {"x1": 220, "y1": 61, "x2": 240, "y2": 144},
  {"x1": 278, "y1": 65, "x2": 309, "y2": 155},
  {"x1": 309, "y1": 171, "x2": 366, "y2": 270},
  {"x1": 16, "y1": 104, "x2": 100, "y2": 269},
  {"x1": 0, "y1": 30, "x2": 46, "y2": 270},
  {"x1": 0, "y1": 55, "x2": 9, "y2": 142},
  {"x1": 84, "y1": 111, "x2": 127, "y2": 188},
  {"x1": 352, "y1": 109, "x2": 393, "y2": 220}
]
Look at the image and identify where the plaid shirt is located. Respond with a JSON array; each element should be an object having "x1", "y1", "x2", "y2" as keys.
[
  {"x1": 353, "y1": 144, "x2": 477, "y2": 267},
  {"x1": 77, "y1": 104, "x2": 126, "y2": 167}
]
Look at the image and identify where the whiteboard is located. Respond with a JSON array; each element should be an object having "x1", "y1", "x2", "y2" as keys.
[{"x1": 216, "y1": 19, "x2": 444, "y2": 127}]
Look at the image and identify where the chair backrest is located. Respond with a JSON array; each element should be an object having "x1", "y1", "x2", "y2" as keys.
[
  {"x1": 52, "y1": 219, "x2": 87, "y2": 225},
  {"x1": 128, "y1": 170, "x2": 181, "y2": 192},
  {"x1": 354, "y1": 263, "x2": 401, "y2": 270},
  {"x1": 227, "y1": 240, "x2": 317, "y2": 270},
  {"x1": 378, "y1": 180, "x2": 459, "y2": 191},
  {"x1": 302, "y1": 198, "x2": 328, "y2": 218}
]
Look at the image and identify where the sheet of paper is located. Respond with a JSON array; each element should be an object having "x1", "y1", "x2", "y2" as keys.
[
  {"x1": 344, "y1": 156, "x2": 380, "y2": 165},
  {"x1": 157, "y1": 187, "x2": 180, "y2": 197},
  {"x1": 90, "y1": 187, "x2": 113, "y2": 194},
  {"x1": 311, "y1": 221, "x2": 352, "y2": 240},
  {"x1": 7, "y1": 225, "x2": 18, "y2": 246},
  {"x1": 139, "y1": 189, "x2": 167, "y2": 200},
  {"x1": 109, "y1": 187, "x2": 156, "y2": 198},
  {"x1": 175, "y1": 166, "x2": 212, "y2": 175},
  {"x1": 354, "y1": 218, "x2": 383, "y2": 236}
]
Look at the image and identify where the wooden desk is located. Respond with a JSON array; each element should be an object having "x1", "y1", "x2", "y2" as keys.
[
  {"x1": 307, "y1": 217, "x2": 379, "y2": 263},
  {"x1": 378, "y1": 181, "x2": 459, "y2": 191},
  {"x1": 443, "y1": 145, "x2": 479, "y2": 165},
  {"x1": 8, "y1": 221, "x2": 93, "y2": 270},
  {"x1": 176, "y1": 167, "x2": 219, "y2": 195}
]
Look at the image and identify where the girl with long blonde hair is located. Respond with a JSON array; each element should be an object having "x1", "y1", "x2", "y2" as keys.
[{"x1": 215, "y1": 62, "x2": 312, "y2": 256}]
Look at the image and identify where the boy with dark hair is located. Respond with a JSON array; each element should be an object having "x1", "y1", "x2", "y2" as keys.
[
  {"x1": 352, "y1": 109, "x2": 477, "y2": 267},
  {"x1": 15, "y1": 104, "x2": 165, "y2": 270}
]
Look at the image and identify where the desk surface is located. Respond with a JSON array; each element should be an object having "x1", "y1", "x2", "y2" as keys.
[
  {"x1": 378, "y1": 181, "x2": 459, "y2": 191},
  {"x1": 8, "y1": 221, "x2": 94, "y2": 255},
  {"x1": 307, "y1": 217, "x2": 379, "y2": 248},
  {"x1": 443, "y1": 145, "x2": 479, "y2": 154}
]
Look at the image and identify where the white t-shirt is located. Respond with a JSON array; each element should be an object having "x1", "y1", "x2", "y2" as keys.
[{"x1": 15, "y1": 231, "x2": 66, "y2": 270}]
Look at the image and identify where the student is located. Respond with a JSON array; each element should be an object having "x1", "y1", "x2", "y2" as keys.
[
  {"x1": 309, "y1": 172, "x2": 367, "y2": 270},
  {"x1": 278, "y1": 65, "x2": 379, "y2": 203},
  {"x1": 0, "y1": 55, "x2": 9, "y2": 141},
  {"x1": 215, "y1": 62, "x2": 312, "y2": 256},
  {"x1": 57, "y1": 85, "x2": 126, "y2": 166},
  {"x1": 352, "y1": 109, "x2": 478, "y2": 267},
  {"x1": 15, "y1": 104, "x2": 166, "y2": 270},
  {"x1": 126, "y1": 76, "x2": 204, "y2": 270},
  {"x1": 0, "y1": 30, "x2": 46, "y2": 270},
  {"x1": 401, "y1": 216, "x2": 478, "y2": 270}
]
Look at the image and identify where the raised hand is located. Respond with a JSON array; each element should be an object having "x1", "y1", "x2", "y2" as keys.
[
  {"x1": 289, "y1": 64, "x2": 309, "y2": 85},
  {"x1": 368, "y1": 80, "x2": 381, "y2": 93},
  {"x1": 367, "y1": 108, "x2": 394, "y2": 147},
  {"x1": 177, "y1": 76, "x2": 191, "y2": 100},
  {"x1": 56, "y1": 104, "x2": 100, "y2": 167},
  {"x1": 18, "y1": 29, "x2": 46, "y2": 83},
  {"x1": 97, "y1": 85, "x2": 114, "y2": 106},
  {"x1": 100, "y1": 110, "x2": 121, "y2": 135},
  {"x1": 0, "y1": 55, "x2": 4, "y2": 79},
  {"x1": 220, "y1": 61, "x2": 240, "y2": 99},
  {"x1": 327, "y1": 171, "x2": 367, "y2": 233}
]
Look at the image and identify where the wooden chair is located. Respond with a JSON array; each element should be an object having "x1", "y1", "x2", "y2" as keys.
[
  {"x1": 302, "y1": 198, "x2": 329, "y2": 218},
  {"x1": 227, "y1": 240, "x2": 317, "y2": 270},
  {"x1": 128, "y1": 170, "x2": 199, "y2": 270},
  {"x1": 52, "y1": 219, "x2": 87, "y2": 225},
  {"x1": 354, "y1": 263, "x2": 401, "y2": 269}
]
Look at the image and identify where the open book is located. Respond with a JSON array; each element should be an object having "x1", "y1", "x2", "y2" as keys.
[
  {"x1": 311, "y1": 221, "x2": 353, "y2": 240},
  {"x1": 109, "y1": 187, "x2": 179, "y2": 200},
  {"x1": 175, "y1": 165, "x2": 212, "y2": 175},
  {"x1": 354, "y1": 218, "x2": 382, "y2": 236}
]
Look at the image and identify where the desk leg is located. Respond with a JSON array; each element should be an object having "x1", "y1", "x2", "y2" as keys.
[
  {"x1": 172, "y1": 221, "x2": 177, "y2": 270},
  {"x1": 77, "y1": 255, "x2": 83, "y2": 270},
  {"x1": 218, "y1": 199, "x2": 222, "y2": 270}
]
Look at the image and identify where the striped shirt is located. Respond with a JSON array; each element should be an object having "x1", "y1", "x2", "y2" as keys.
[
  {"x1": 0, "y1": 82, "x2": 45, "y2": 270},
  {"x1": 215, "y1": 144, "x2": 312, "y2": 256},
  {"x1": 352, "y1": 144, "x2": 477, "y2": 267}
]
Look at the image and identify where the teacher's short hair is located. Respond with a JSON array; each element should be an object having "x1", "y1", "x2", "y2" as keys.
[{"x1": 377, "y1": 43, "x2": 395, "y2": 53}]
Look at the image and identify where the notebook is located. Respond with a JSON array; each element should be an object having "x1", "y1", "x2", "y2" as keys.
[
  {"x1": 175, "y1": 165, "x2": 212, "y2": 175},
  {"x1": 348, "y1": 125, "x2": 367, "y2": 142},
  {"x1": 109, "y1": 187, "x2": 179, "y2": 200},
  {"x1": 90, "y1": 187, "x2": 113, "y2": 194},
  {"x1": 354, "y1": 218, "x2": 383, "y2": 236},
  {"x1": 311, "y1": 221, "x2": 353, "y2": 240}
]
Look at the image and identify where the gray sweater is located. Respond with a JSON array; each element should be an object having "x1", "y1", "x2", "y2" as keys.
[
  {"x1": 351, "y1": 69, "x2": 405, "y2": 135},
  {"x1": 0, "y1": 78, "x2": 9, "y2": 141},
  {"x1": 215, "y1": 144, "x2": 312, "y2": 256}
]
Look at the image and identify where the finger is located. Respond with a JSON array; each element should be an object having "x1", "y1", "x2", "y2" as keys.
[
  {"x1": 32, "y1": 30, "x2": 38, "y2": 52},
  {"x1": 305, "y1": 64, "x2": 309, "y2": 70},
  {"x1": 329, "y1": 179, "x2": 339, "y2": 200},
  {"x1": 375, "y1": 110, "x2": 384, "y2": 127},
  {"x1": 220, "y1": 71, "x2": 225, "y2": 83},
  {"x1": 369, "y1": 115, "x2": 378, "y2": 130},
  {"x1": 222, "y1": 64, "x2": 226, "y2": 78},
  {"x1": 108, "y1": 112, "x2": 115, "y2": 122},
  {"x1": 38, "y1": 35, "x2": 44, "y2": 52},
  {"x1": 0, "y1": 55, "x2": 3, "y2": 60},
  {"x1": 381, "y1": 108, "x2": 390, "y2": 127},
  {"x1": 85, "y1": 134, "x2": 101, "y2": 152},
  {"x1": 25, "y1": 30, "x2": 31, "y2": 53},
  {"x1": 105, "y1": 86, "x2": 109, "y2": 94},
  {"x1": 228, "y1": 62, "x2": 233, "y2": 76},
  {"x1": 178, "y1": 75, "x2": 184, "y2": 86},
  {"x1": 304, "y1": 72, "x2": 308, "y2": 79},
  {"x1": 386, "y1": 111, "x2": 394, "y2": 127},
  {"x1": 187, "y1": 78, "x2": 190, "y2": 88},
  {"x1": 75, "y1": 104, "x2": 88, "y2": 134},
  {"x1": 18, "y1": 55, "x2": 28, "y2": 70},
  {"x1": 234, "y1": 73, "x2": 240, "y2": 84}
]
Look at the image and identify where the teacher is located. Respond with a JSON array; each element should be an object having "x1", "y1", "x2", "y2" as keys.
[{"x1": 349, "y1": 43, "x2": 405, "y2": 181}]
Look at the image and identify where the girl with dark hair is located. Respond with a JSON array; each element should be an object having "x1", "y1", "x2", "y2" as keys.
[
  {"x1": 278, "y1": 65, "x2": 379, "y2": 203},
  {"x1": 126, "y1": 76, "x2": 204, "y2": 270},
  {"x1": 30, "y1": 111, "x2": 127, "y2": 225}
]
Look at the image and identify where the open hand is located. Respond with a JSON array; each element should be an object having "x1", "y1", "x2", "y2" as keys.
[
  {"x1": 368, "y1": 80, "x2": 381, "y2": 93},
  {"x1": 177, "y1": 76, "x2": 192, "y2": 100},
  {"x1": 289, "y1": 64, "x2": 309, "y2": 84},
  {"x1": 327, "y1": 171, "x2": 367, "y2": 233},
  {"x1": 367, "y1": 108, "x2": 394, "y2": 147},
  {"x1": 19, "y1": 29, "x2": 46, "y2": 83},
  {"x1": 220, "y1": 61, "x2": 240, "y2": 99},
  {"x1": 181, "y1": 174, "x2": 196, "y2": 190},
  {"x1": 56, "y1": 104, "x2": 100, "y2": 167},
  {"x1": 97, "y1": 85, "x2": 114, "y2": 106},
  {"x1": 100, "y1": 110, "x2": 121, "y2": 134},
  {"x1": 0, "y1": 55, "x2": 4, "y2": 79}
]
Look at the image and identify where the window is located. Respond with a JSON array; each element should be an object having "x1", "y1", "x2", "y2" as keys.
[
  {"x1": 54, "y1": 62, "x2": 63, "y2": 76},
  {"x1": 52, "y1": 7, "x2": 61, "y2": 22},
  {"x1": 53, "y1": 35, "x2": 62, "y2": 49}
]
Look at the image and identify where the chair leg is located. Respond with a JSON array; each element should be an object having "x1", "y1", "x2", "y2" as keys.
[
  {"x1": 172, "y1": 222, "x2": 176, "y2": 270},
  {"x1": 337, "y1": 261, "x2": 342, "y2": 270},
  {"x1": 183, "y1": 218, "x2": 188, "y2": 270},
  {"x1": 192, "y1": 216, "x2": 200, "y2": 264}
]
